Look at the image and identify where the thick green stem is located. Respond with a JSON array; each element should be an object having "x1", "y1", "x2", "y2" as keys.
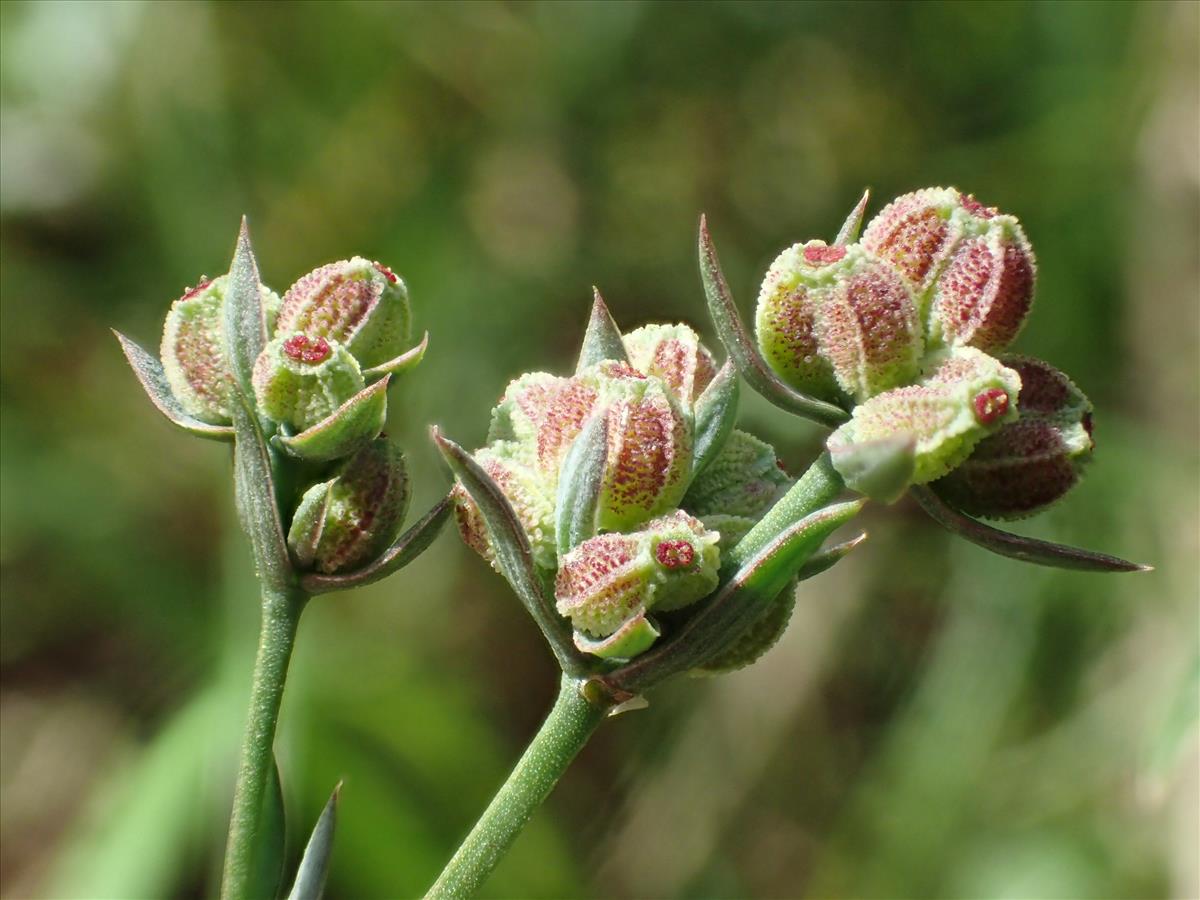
[
  {"x1": 221, "y1": 584, "x2": 305, "y2": 900},
  {"x1": 427, "y1": 676, "x2": 609, "y2": 899}
]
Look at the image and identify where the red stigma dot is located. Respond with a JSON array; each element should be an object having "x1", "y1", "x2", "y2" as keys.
[
  {"x1": 960, "y1": 195, "x2": 996, "y2": 219},
  {"x1": 655, "y1": 540, "x2": 695, "y2": 570},
  {"x1": 373, "y1": 262, "x2": 398, "y2": 284},
  {"x1": 284, "y1": 334, "x2": 332, "y2": 364},
  {"x1": 803, "y1": 244, "x2": 848, "y2": 265},
  {"x1": 972, "y1": 388, "x2": 1009, "y2": 424}
]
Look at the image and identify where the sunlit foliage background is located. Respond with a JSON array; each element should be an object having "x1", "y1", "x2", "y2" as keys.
[{"x1": 2, "y1": 2, "x2": 1197, "y2": 898}]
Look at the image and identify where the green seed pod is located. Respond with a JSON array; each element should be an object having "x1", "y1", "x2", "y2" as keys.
[
  {"x1": 755, "y1": 241, "x2": 922, "y2": 404},
  {"x1": 576, "y1": 362, "x2": 694, "y2": 532},
  {"x1": 935, "y1": 356, "x2": 1093, "y2": 519},
  {"x1": 160, "y1": 275, "x2": 281, "y2": 424},
  {"x1": 275, "y1": 257, "x2": 411, "y2": 369},
  {"x1": 251, "y1": 333, "x2": 364, "y2": 431},
  {"x1": 861, "y1": 187, "x2": 965, "y2": 300},
  {"x1": 452, "y1": 442, "x2": 558, "y2": 571},
  {"x1": 288, "y1": 437, "x2": 411, "y2": 574},
  {"x1": 684, "y1": 429, "x2": 790, "y2": 519},
  {"x1": 487, "y1": 371, "x2": 600, "y2": 474},
  {"x1": 828, "y1": 347, "x2": 1021, "y2": 494},
  {"x1": 862, "y1": 187, "x2": 1037, "y2": 354},
  {"x1": 622, "y1": 323, "x2": 717, "y2": 406},
  {"x1": 555, "y1": 510, "x2": 720, "y2": 658}
]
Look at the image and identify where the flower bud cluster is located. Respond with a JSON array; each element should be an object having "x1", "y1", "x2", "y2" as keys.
[
  {"x1": 157, "y1": 254, "x2": 426, "y2": 578},
  {"x1": 755, "y1": 187, "x2": 1092, "y2": 516},
  {"x1": 454, "y1": 323, "x2": 792, "y2": 661}
]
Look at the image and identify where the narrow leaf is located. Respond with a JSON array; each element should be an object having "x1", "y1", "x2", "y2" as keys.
[
  {"x1": 913, "y1": 486, "x2": 1150, "y2": 573},
  {"x1": 833, "y1": 188, "x2": 871, "y2": 246},
  {"x1": 689, "y1": 360, "x2": 739, "y2": 479},
  {"x1": 698, "y1": 215, "x2": 849, "y2": 429},
  {"x1": 717, "y1": 500, "x2": 865, "y2": 612},
  {"x1": 286, "y1": 783, "x2": 340, "y2": 900},
  {"x1": 249, "y1": 756, "x2": 287, "y2": 900},
  {"x1": 575, "y1": 288, "x2": 630, "y2": 373},
  {"x1": 362, "y1": 331, "x2": 428, "y2": 381},
  {"x1": 231, "y1": 401, "x2": 292, "y2": 589},
  {"x1": 610, "y1": 499, "x2": 864, "y2": 691},
  {"x1": 274, "y1": 377, "x2": 389, "y2": 463},
  {"x1": 555, "y1": 413, "x2": 609, "y2": 557},
  {"x1": 287, "y1": 480, "x2": 335, "y2": 570},
  {"x1": 302, "y1": 495, "x2": 453, "y2": 594},
  {"x1": 432, "y1": 428, "x2": 587, "y2": 675},
  {"x1": 222, "y1": 217, "x2": 269, "y2": 400},
  {"x1": 795, "y1": 531, "x2": 868, "y2": 582},
  {"x1": 113, "y1": 330, "x2": 234, "y2": 441}
]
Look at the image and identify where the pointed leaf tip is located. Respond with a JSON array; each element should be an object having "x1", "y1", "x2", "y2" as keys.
[
  {"x1": 913, "y1": 486, "x2": 1150, "y2": 573},
  {"x1": 576, "y1": 286, "x2": 629, "y2": 372},
  {"x1": 114, "y1": 329, "x2": 234, "y2": 441},
  {"x1": 434, "y1": 428, "x2": 586, "y2": 675},
  {"x1": 286, "y1": 781, "x2": 341, "y2": 900},
  {"x1": 834, "y1": 189, "x2": 871, "y2": 246}
]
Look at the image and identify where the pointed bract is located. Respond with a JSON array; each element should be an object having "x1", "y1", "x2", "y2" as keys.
[{"x1": 576, "y1": 289, "x2": 630, "y2": 372}]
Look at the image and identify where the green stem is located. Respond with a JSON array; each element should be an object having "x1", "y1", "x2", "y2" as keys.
[
  {"x1": 726, "y1": 451, "x2": 845, "y2": 570},
  {"x1": 221, "y1": 584, "x2": 306, "y2": 900},
  {"x1": 426, "y1": 676, "x2": 609, "y2": 899}
]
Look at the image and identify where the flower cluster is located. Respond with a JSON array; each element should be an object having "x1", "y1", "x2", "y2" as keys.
[
  {"x1": 755, "y1": 187, "x2": 1093, "y2": 516},
  {"x1": 157, "y1": 256, "x2": 427, "y2": 575},
  {"x1": 454, "y1": 323, "x2": 790, "y2": 661}
]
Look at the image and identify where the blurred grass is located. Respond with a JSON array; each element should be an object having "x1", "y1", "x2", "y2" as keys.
[{"x1": 1, "y1": 1, "x2": 1196, "y2": 898}]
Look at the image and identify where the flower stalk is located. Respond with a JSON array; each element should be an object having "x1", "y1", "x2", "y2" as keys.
[
  {"x1": 425, "y1": 676, "x2": 611, "y2": 900},
  {"x1": 221, "y1": 583, "x2": 305, "y2": 900}
]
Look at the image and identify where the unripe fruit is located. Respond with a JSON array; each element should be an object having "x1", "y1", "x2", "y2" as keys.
[
  {"x1": 684, "y1": 429, "x2": 790, "y2": 519},
  {"x1": 555, "y1": 510, "x2": 720, "y2": 656},
  {"x1": 252, "y1": 332, "x2": 364, "y2": 431},
  {"x1": 452, "y1": 442, "x2": 558, "y2": 571},
  {"x1": 862, "y1": 187, "x2": 1037, "y2": 354},
  {"x1": 276, "y1": 257, "x2": 411, "y2": 369},
  {"x1": 622, "y1": 323, "x2": 717, "y2": 406},
  {"x1": 160, "y1": 275, "x2": 281, "y2": 424},
  {"x1": 289, "y1": 437, "x2": 411, "y2": 574},
  {"x1": 935, "y1": 356, "x2": 1093, "y2": 519},
  {"x1": 756, "y1": 241, "x2": 922, "y2": 404},
  {"x1": 828, "y1": 347, "x2": 1021, "y2": 491}
]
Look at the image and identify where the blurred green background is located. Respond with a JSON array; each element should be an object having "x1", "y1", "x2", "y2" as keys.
[{"x1": 2, "y1": 1, "x2": 1197, "y2": 898}]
